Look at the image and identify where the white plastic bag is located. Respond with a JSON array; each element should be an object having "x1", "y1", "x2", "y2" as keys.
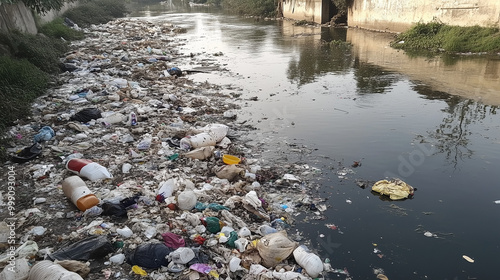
[
  {"x1": 0, "y1": 258, "x2": 30, "y2": 280},
  {"x1": 256, "y1": 231, "x2": 297, "y2": 267},
  {"x1": 177, "y1": 190, "x2": 197, "y2": 210}
]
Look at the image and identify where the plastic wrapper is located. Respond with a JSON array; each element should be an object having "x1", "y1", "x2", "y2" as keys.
[
  {"x1": 371, "y1": 179, "x2": 414, "y2": 200},
  {"x1": 49, "y1": 235, "x2": 114, "y2": 261}
]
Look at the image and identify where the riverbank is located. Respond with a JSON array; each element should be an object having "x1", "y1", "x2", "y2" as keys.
[{"x1": 0, "y1": 18, "x2": 343, "y2": 280}]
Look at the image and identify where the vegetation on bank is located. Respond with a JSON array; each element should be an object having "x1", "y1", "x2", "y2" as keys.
[
  {"x1": 218, "y1": 0, "x2": 277, "y2": 17},
  {"x1": 62, "y1": 0, "x2": 128, "y2": 27},
  {"x1": 0, "y1": 0, "x2": 127, "y2": 160},
  {"x1": 391, "y1": 22, "x2": 500, "y2": 54}
]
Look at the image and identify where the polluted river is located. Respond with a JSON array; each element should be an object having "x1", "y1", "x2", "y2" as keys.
[{"x1": 1, "y1": 1, "x2": 500, "y2": 280}]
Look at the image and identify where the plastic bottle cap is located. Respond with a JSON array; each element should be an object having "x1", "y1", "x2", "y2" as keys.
[{"x1": 76, "y1": 194, "x2": 100, "y2": 211}]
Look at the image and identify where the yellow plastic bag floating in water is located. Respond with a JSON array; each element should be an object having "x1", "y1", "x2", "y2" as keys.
[{"x1": 372, "y1": 179, "x2": 414, "y2": 200}]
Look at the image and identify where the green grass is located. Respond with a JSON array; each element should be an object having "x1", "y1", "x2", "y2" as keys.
[
  {"x1": 39, "y1": 18, "x2": 85, "y2": 40},
  {"x1": 0, "y1": 57, "x2": 49, "y2": 126},
  {"x1": 222, "y1": 0, "x2": 277, "y2": 17},
  {"x1": 0, "y1": 31, "x2": 69, "y2": 74},
  {"x1": 0, "y1": 56, "x2": 49, "y2": 160},
  {"x1": 391, "y1": 22, "x2": 500, "y2": 53}
]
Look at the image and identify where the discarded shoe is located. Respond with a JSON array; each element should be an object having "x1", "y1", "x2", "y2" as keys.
[{"x1": 12, "y1": 143, "x2": 43, "y2": 163}]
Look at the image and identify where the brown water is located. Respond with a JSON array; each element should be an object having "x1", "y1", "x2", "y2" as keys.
[{"x1": 129, "y1": 2, "x2": 500, "y2": 279}]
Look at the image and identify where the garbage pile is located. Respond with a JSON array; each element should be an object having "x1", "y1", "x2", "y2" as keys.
[{"x1": 0, "y1": 19, "x2": 334, "y2": 279}]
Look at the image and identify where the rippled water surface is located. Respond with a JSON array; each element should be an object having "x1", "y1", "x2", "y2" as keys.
[{"x1": 129, "y1": 2, "x2": 500, "y2": 279}]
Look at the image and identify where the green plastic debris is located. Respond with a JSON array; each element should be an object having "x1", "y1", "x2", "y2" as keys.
[
  {"x1": 195, "y1": 202, "x2": 229, "y2": 211},
  {"x1": 203, "y1": 217, "x2": 223, "y2": 234},
  {"x1": 226, "y1": 231, "x2": 238, "y2": 248},
  {"x1": 168, "y1": 153, "x2": 179, "y2": 161}
]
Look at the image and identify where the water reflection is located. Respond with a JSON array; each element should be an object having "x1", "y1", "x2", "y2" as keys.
[
  {"x1": 347, "y1": 28, "x2": 500, "y2": 105},
  {"x1": 428, "y1": 96, "x2": 498, "y2": 169},
  {"x1": 352, "y1": 61, "x2": 399, "y2": 94},
  {"x1": 286, "y1": 41, "x2": 353, "y2": 85}
]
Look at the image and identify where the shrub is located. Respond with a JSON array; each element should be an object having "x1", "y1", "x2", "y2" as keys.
[
  {"x1": 222, "y1": 0, "x2": 277, "y2": 17},
  {"x1": 62, "y1": 0, "x2": 128, "y2": 27},
  {"x1": 0, "y1": 56, "x2": 49, "y2": 132},
  {"x1": 391, "y1": 22, "x2": 500, "y2": 53},
  {"x1": 0, "y1": 31, "x2": 68, "y2": 74},
  {"x1": 39, "y1": 18, "x2": 85, "y2": 40}
]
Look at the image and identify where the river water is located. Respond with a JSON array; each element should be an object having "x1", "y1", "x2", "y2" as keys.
[{"x1": 128, "y1": 2, "x2": 500, "y2": 279}]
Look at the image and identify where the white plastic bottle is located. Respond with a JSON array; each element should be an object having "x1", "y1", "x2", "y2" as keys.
[
  {"x1": 170, "y1": 247, "x2": 195, "y2": 264},
  {"x1": 180, "y1": 132, "x2": 217, "y2": 150},
  {"x1": 61, "y1": 176, "x2": 100, "y2": 211},
  {"x1": 28, "y1": 260, "x2": 84, "y2": 280},
  {"x1": 66, "y1": 158, "x2": 113, "y2": 181},
  {"x1": 128, "y1": 112, "x2": 138, "y2": 126},
  {"x1": 293, "y1": 245, "x2": 324, "y2": 278}
]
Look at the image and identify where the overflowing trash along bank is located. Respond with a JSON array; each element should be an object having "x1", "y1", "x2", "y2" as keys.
[{"x1": 0, "y1": 18, "x2": 362, "y2": 280}]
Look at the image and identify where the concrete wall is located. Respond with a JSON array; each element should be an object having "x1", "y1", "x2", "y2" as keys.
[
  {"x1": 283, "y1": 0, "x2": 329, "y2": 24},
  {"x1": 0, "y1": 1, "x2": 79, "y2": 35},
  {"x1": 0, "y1": 2, "x2": 37, "y2": 34},
  {"x1": 348, "y1": 0, "x2": 500, "y2": 33}
]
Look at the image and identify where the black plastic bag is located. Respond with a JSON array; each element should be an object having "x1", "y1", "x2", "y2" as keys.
[
  {"x1": 70, "y1": 108, "x2": 102, "y2": 123},
  {"x1": 120, "y1": 194, "x2": 141, "y2": 208},
  {"x1": 49, "y1": 235, "x2": 114, "y2": 261},
  {"x1": 126, "y1": 243, "x2": 173, "y2": 269},
  {"x1": 101, "y1": 202, "x2": 128, "y2": 222}
]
